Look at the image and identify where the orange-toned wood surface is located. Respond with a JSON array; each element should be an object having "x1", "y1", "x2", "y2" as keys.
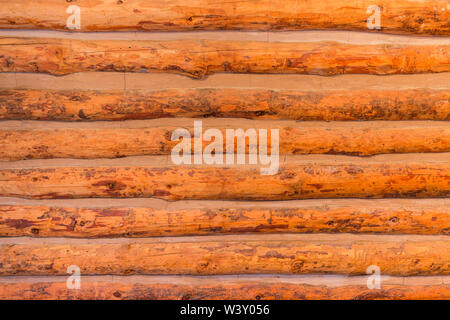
[
  {"x1": 0, "y1": 235, "x2": 449, "y2": 276},
  {"x1": 0, "y1": 155, "x2": 448, "y2": 200},
  {"x1": 0, "y1": 275, "x2": 448, "y2": 300},
  {"x1": 1, "y1": 37, "x2": 449, "y2": 77},
  {"x1": 0, "y1": 199, "x2": 448, "y2": 237},
  {"x1": 1, "y1": 120, "x2": 449, "y2": 160},
  {"x1": 1, "y1": 88, "x2": 449, "y2": 121},
  {"x1": 0, "y1": 0, "x2": 448, "y2": 35},
  {"x1": 0, "y1": 1, "x2": 449, "y2": 301}
]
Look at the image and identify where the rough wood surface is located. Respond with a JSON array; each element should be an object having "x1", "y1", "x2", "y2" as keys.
[
  {"x1": 0, "y1": 275, "x2": 449, "y2": 300},
  {"x1": 1, "y1": 88, "x2": 449, "y2": 121},
  {"x1": 0, "y1": 198, "x2": 448, "y2": 237},
  {"x1": 0, "y1": 0, "x2": 448, "y2": 35},
  {"x1": 1, "y1": 120, "x2": 449, "y2": 160},
  {"x1": 1, "y1": 37, "x2": 449, "y2": 78},
  {"x1": 0, "y1": 155, "x2": 448, "y2": 200},
  {"x1": 0, "y1": 235, "x2": 448, "y2": 276}
]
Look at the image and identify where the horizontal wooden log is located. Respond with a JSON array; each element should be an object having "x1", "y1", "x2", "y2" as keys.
[
  {"x1": 0, "y1": 234, "x2": 448, "y2": 276},
  {"x1": 0, "y1": 154, "x2": 448, "y2": 200},
  {"x1": 0, "y1": 275, "x2": 449, "y2": 300},
  {"x1": 1, "y1": 37, "x2": 449, "y2": 78},
  {"x1": 0, "y1": 88, "x2": 449, "y2": 121},
  {"x1": 0, "y1": 198, "x2": 448, "y2": 237},
  {"x1": 1, "y1": 120, "x2": 449, "y2": 160},
  {"x1": 0, "y1": 0, "x2": 448, "y2": 35}
]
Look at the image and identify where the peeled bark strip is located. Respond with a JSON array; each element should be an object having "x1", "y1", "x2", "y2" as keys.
[
  {"x1": 0, "y1": 0, "x2": 448, "y2": 35},
  {"x1": 0, "y1": 198, "x2": 449, "y2": 237},
  {"x1": 0, "y1": 88, "x2": 449, "y2": 121},
  {"x1": 0, "y1": 154, "x2": 449, "y2": 200},
  {"x1": 1, "y1": 120, "x2": 449, "y2": 160},
  {"x1": 1, "y1": 37, "x2": 449, "y2": 78},
  {"x1": 0, "y1": 234, "x2": 448, "y2": 276},
  {"x1": 0, "y1": 275, "x2": 449, "y2": 300}
]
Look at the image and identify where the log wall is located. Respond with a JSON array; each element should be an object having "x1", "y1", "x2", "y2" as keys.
[{"x1": 0, "y1": 1, "x2": 449, "y2": 300}]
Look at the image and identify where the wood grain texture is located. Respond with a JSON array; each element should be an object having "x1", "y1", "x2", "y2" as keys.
[
  {"x1": 1, "y1": 37, "x2": 449, "y2": 78},
  {"x1": 1, "y1": 120, "x2": 449, "y2": 160},
  {"x1": 1, "y1": 88, "x2": 449, "y2": 121},
  {"x1": 0, "y1": 0, "x2": 448, "y2": 35},
  {"x1": 1, "y1": 1, "x2": 449, "y2": 301},
  {"x1": 0, "y1": 235, "x2": 448, "y2": 276},
  {"x1": 0, "y1": 275, "x2": 449, "y2": 300},
  {"x1": 0, "y1": 198, "x2": 449, "y2": 237},
  {"x1": 0, "y1": 155, "x2": 448, "y2": 200}
]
